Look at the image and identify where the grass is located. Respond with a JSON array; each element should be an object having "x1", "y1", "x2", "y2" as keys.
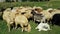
[
  {"x1": 0, "y1": 1, "x2": 60, "y2": 34},
  {"x1": 0, "y1": 20, "x2": 60, "y2": 34},
  {"x1": 0, "y1": 1, "x2": 60, "y2": 9}
]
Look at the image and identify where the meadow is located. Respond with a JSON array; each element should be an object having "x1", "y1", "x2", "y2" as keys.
[{"x1": 0, "y1": 1, "x2": 60, "y2": 34}]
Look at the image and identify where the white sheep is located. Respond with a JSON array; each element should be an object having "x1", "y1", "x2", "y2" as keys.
[{"x1": 35, "y1": 23, "x2": 51, "y2": 31}]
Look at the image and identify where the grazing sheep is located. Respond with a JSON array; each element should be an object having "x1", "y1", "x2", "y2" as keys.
[
  {"x1": 24, "y1": 24, "x2": 31, "y2": 32},
  {"x1": 15, "y1": 13, "x2": 31, "y2": 32}
]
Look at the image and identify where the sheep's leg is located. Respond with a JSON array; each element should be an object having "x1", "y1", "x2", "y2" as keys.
[
  {"x1": 34, "y1": 18, "x2": 35, "y2": 22},
  {"x1": 41, "y1": 18, "x2": 44, "y2": 23},
  {"x1": 35, "y1": 26, "x2": 38, "y2": 29},
  {"x1": 33, "y1": 16, "x2": 35, "y2": 23},
  {"x1": 15, "y1": 23, "x2": 17, "y2": 29},
  {"x1": 38, "y1": 29, "x2": 41, "y2": 31},
  {"x1": 7, "y1": 24, "x2": 10, "y2": 32},
  {"x1": 20, "y1": 24, "x2": 24, "y2": 32},
  {"x1": 41, "y1": 17, "x2": 46, "y2": 23},
  {"x1": 48, "y1": 18, "x2": 52, "y2": 24},
  {"x1": 41, "y1": 19, "x2": 43, "y2": 23},
  {"x1": 43, "y1": 29, "x2": 48, "y2": 31},
  {"x1": 48, "y1": 25, "x2": 51, "y2": 30}
]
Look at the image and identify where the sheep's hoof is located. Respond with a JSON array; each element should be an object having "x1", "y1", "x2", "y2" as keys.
[
  {"x1": 22, "y1": 30, "x2": 24, "y2": 32},
  {"x1": 15, "y1": 27, "x2": 17, "y2": 29},
  {"x1": 8, "y1": 30, "x2": 10, "y2": 32},
  {"x1": 13, "y1": 28, "x2": 15, "y2": 29},
  {"x1": 27, "y1": 31, "x2": 30, "y2": 32},
  {"x1": 49, "y1": 29, "x2": 52, "y2": 30},
  {"x1": 38, "y1": 29, "x2": 41, "y2": 31},
  {"x1": 44, "y1": 30, "x2": 48, "y2": 31},
  {"x1": 35, "y1": 27, "x2": 37, "y2": 29}
]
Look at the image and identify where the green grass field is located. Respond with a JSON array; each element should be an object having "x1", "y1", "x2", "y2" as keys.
[
  {"x1": 0, "y1": 20, "x2": 60, "y2": 34},
  {"x1": 0, "y1": 1, "x2": 60, "y2": 34}
]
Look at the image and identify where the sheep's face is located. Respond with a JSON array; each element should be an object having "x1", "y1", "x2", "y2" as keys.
[
  {"x1": 35, "y1": 8, "x2": 43, "y2": 13},
  {"x1": 31, "y1": 10, "x2": 44, "y2": 22},
  {"x1": 24, "y1": 24, "x2": 31, "y2": 32},
  {"x1": 33, "y1": 7, "x2": 43, "y2": 14}
]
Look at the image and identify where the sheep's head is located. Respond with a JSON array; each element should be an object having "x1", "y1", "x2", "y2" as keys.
[
  {"x1": 47, "y1": 8, "x2": 54, "y2": 13},
  {"x1": 24, "y1": 24, "x2": 31, "y2": 32},
  {"x1": 33, "y1": 6, "x2": 43, "y2": 13}
]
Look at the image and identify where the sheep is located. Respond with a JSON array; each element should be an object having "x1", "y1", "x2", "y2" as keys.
[
  {"x1": 10, "y1": 7, "x2": 23, "y2": 22},
  {"x1": 24, "y1": 24, "x2": 31, "y2": 32},
  {"x1": 35, "y1": 23, "x2": 51, "y2": 31},
  {"x1": 3, "y1": 8, "x2": 11, "y2": 20},
  {"x1": 3, "y1": 8, "x2": 14, "y2": 32},
  {"x1": 31, "y1": 10, "x2": 45, "y2": 24},
  {"x1": 47, "y1": 9, "x2": 60, "y2": 22},
  {"x1": 15, "y1": 13, "x2": 31, "y2": 32},
  {"x1": 40, "y1": 8, "x2": 54, "y2": 23},
  {"x1": 17, "y1": 8, "x2": 33, "y2": 21},
  {"x1": 30, "y1": 6, "x2": 44, "y2": 23},
  {"x1": 48, "y1": 9, "x2": 60, "y2": 26},
  {"x1": 51, "y1": 14, "x2": 60, "y2": 26},
  {"x1": 40, "y1": 8, "x2": 60, "y2": 24},
  {"x1": 31, "y1": 9, "x2": 52, "y2": 23}
]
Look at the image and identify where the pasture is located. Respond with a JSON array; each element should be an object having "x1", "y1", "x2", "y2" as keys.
[{"x1": 0, "y1": 1, "x2": 60, "y2": 34}]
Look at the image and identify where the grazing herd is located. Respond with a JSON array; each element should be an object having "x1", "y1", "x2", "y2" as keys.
[{"x1": 2, "y1": 6, "x2": 60, "y2": 32}]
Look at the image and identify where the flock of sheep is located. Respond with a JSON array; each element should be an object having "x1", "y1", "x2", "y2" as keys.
[{"x1": 2, "y1": 6, "x2": 60, "y2": 32}]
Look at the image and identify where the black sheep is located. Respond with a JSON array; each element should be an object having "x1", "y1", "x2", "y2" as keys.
[{"x1": 51, "y1": 14, "x2": 60, "y2": 26}]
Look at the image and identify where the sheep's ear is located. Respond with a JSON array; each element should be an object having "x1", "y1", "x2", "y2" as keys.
[
  {"x1": 31, "y1": 10, "x2": 34, "y2": 14},
  {"x1": 48, "y1": 10, "x2": 53, "y2": 13},
  {"x1": 35, "y1": 8, "x2": 43, "y2": 12}
]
